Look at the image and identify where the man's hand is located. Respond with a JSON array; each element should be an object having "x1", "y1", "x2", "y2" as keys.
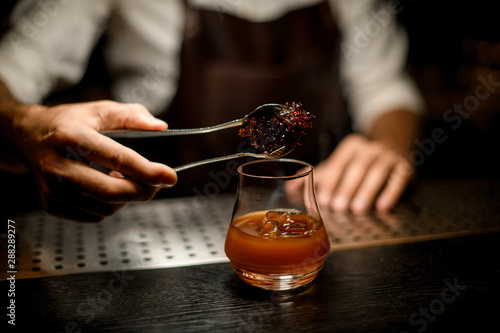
[
  {"x1": 312, "y1": 134, "x2": 414, "y2": 214},
  {"x1": 10, "y1": 100, "x2": 177, "y2": 222},
  {"x1": 286, "y1": 110, "x2": 419, "y2": 214}
]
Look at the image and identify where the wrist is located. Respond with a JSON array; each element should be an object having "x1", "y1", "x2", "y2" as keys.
[
  {"x1": 368, "y1": 109, "x2": 420, "y2": 158},
  {"x1": 0, "y1": 84, "x2": 41, "y2": 173}
]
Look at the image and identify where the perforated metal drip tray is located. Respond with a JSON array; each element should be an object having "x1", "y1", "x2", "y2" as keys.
[
  {"x1": 3, "y1": 195, "x2": 235, "y2": 280},
  {"x1": 2, "y1": 179, "x2": 500, "y2": 280}
]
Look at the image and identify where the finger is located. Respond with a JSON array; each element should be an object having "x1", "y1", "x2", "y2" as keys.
[
  {"x1": 43, "y1": 194, "x2": 128, "y2": 223},
  {"x1": 52, "y1": 157, "x2": 163, "y2": 203},
  {"x1": 35, "y1": 176, "x2": 121, "y2": 223},
  {"x1": 314, "y1": 140, "x2": 357, "y2": 207},
  {"x1": 350, "y1": 152, "x2": 398, "y2": 214},
  {"x1": 329, "y1": 156, "x2": 372, "y2": 212},
  {"x1": 92, "y1": 101, "x2": 169, "y2": 131},
  {"x1": 54, "y1": 126, "x2": 177, "y2": 187},
  {"x1": 375, "y1": 158, "x2": 415, "y2": 212},
  {"x1": 328, "y1": 140, "x2": 384, "y2": 212},
  {"x1": 43, "y1": 180, "x2": 129, "y2": 217}
]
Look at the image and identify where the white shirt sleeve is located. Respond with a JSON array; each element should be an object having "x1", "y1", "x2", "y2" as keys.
[
  {"x1": 0, "y1": 0, "x2": 113, "y2": 104},
  {"x1": 105, "y1": 0, "x2": 185, "y2": 115},
  {"x1": 329, "y1": 0, "x2": 425, "y2": 134}
]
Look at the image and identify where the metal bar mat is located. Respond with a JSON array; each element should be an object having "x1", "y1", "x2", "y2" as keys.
[
  {"x1": 2, "y1": 195, "x2": 235, "y2": 280},
  {"x1": 1, "y1": 179, "x2": 499, "y2": 280}
]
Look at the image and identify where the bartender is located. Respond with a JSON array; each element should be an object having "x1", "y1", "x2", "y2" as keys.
[{"x1": 0, "y1": 0, "x2": 423, "y2": 222}]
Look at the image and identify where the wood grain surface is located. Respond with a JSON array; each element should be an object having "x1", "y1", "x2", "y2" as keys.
[{"x1": 4, "y1": 231, "x2": 500, "y2": 333}]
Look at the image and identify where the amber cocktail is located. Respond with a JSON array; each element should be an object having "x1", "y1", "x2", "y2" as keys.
[{"x1": 225, "y1": 159, "x2": 330, "y2": 290}]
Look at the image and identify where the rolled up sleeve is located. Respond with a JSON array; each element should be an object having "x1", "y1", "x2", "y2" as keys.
[{"x1": 330, "y1": 0, "x2": 425, "y2": 134}]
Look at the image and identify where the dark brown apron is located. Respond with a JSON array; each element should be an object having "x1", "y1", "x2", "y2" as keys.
[{"x1": 160, "y1": 1, "x2": 351, "y2": 196}]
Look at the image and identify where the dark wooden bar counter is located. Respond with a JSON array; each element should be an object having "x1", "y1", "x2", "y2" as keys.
[
  {"x1": 4, "y1": 232, "x2": 500, "y2": 333},
  {"x1": 2, "y1": 178, "x2": 500, "y2": 332}
]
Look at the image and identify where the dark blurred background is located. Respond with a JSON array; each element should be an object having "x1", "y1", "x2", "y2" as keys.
[
  {"x1": 1, "y1": 0, "x2": 499, "y2": 215},
  {"x1": 398, "y1": 0, "x2": 500, "y2": 179}
]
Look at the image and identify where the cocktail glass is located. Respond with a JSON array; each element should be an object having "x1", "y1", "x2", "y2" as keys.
[{"x1": 225, "y1": 158, "x2": 330, "y2": 290}]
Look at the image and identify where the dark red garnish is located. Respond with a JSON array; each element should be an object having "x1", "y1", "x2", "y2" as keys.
[{"x1": 238, "y1": 102, "x2": 315, "y2": 153}]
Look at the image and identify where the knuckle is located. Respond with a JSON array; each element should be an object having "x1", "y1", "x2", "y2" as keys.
[
  {"x1": 385, "y1": 150, "x2": 399, "y2": 162},
  {"x1": 96, "y1": 181, "x2": 158, "y2": 203},
  {"x1": 51, "y1": 125, "x2": 76, "y2": 145},
  {"x1": 375, "y1": 152, "x2": 398, "y2": 172},
  {"x1": 388, "y1": 169, "x2": 409, "y2": 186},
  {"x1": 370, "y1": 141, "x2": 386, "y2": 153},
  {"x1": 129, "y1": 102, "x2": 145, "y2": 109},
  {"x1": 363, "y1": 140, "x2": 387, "y2": 157},
  {"x1": 40, "y1": 158, "x2": 67, "y2": 184},
  {"x1": 126, "y1": 102, "x2": 148, "y2": 115},
  {"x1": 395, "y1": 158, "x2": 415, "y2": 178},
  {"x1": 95, "y1": 182, "x2": 121, "y2": 202},
  {"x1": 92, "y1": 100, "x2": 121, "y2": 119},
  {"x1": 95, "y1": 100, "x2": 118, "y2": 110},
  {"x1": 342, "y1": 134, "x2": 365, "y2": 147},
  {"x1": 105, "y1": 148, "x2": 127, "y2": 172}
]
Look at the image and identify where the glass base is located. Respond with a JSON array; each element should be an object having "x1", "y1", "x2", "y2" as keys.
[{"x1": 230, "y1": 262, "x2": 324, "y2": 291}]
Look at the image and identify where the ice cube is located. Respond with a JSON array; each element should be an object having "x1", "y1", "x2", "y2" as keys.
[
  {"x1": 278, "y1": 212, "x2": 309, "y2": 236},
  {"x1": 263, "y1": 210, "x2": 314, "y2": 237},
  {"x1": 260, "y1": 220, "x2": 280, "y2": 238},
  {"x1": 265, "y1": 211, "x2": 284, "y2": 221},
  {"x1": 279, "y1": 221, "x2": 308, "y2": 236}
]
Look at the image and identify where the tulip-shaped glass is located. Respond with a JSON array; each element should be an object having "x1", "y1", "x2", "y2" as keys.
[{"x1": 225, "y1": 159, "x2": 330, "y2": 290}]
